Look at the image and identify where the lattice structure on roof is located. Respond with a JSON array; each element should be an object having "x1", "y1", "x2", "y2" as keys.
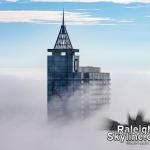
[{"x1": 54, "y1": 10, "x2": 73, "y2": 49}]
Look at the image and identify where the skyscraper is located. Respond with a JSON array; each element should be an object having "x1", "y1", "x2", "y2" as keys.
[{"x1": 47, "y1": 11, "x2": 110, "y2": 118}]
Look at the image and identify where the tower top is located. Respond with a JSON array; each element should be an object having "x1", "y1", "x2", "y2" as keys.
[
  {"x1": 62, "y1": 9, "x2": 64, "y2": 26},
  {"x1": 48, "y1": 10, "x2": 79, "y2": 54}
]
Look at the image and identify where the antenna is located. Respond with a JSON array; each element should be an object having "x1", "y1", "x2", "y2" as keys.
[{"x1": 62, "y1": 9, "x2": 64, "y2": 26}]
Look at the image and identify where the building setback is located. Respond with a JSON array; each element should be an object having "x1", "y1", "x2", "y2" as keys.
[{"x1": 47, "y1": 11, "x2": 110, "y2": 118}]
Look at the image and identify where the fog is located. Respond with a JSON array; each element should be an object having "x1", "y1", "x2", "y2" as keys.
[{"x1": 0, "y1": 71, "x2": 150, "y2": 150}]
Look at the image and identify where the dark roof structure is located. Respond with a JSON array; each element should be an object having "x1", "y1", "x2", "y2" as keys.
[
  {"x1": 48, "y1": 10, "x2": 79, "y2": 53},
  {"x1": 54, "y1": 10, "x2": 73, "y2": 50}
]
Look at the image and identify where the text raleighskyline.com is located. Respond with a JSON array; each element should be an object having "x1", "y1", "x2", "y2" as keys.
[{"x1": 107, "y1": 125, "x2": 150, "y2": 143}]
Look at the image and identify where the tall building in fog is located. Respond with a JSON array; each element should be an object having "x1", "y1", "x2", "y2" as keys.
[{"x1": 47, "y1": 11, "x2": 110, "y2": 118}]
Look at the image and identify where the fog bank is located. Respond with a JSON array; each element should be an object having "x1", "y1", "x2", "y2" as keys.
[{"x1": 0, "y1": 72, "x2": 150, "y2": 150}]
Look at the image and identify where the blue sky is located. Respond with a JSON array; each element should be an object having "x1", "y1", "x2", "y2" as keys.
[{"x1": 0, "y1": 0, "x2": 150, "y2": 75}]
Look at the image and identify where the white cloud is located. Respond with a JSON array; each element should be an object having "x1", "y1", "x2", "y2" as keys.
[
  {"x1": 31, "y1": 0, "x2": 150, "y2": 4},
  {"x1": 119, "y1": 19, "x2": 135, "y2": 23},
  {"x1": 124, "y1": 4, "x2": 150, "y2": 9},
  {"x1": 4, "y1": 0, "x2": 18, "y2": 2},
  {"x1": 0, "y1": 68, "x2": 46, "y2": 80},
  {"x1": 125, "y1": 5, "x2": 150, "y2": 8},
  {"x1": 0, "y1": 10, "x2": 112, "y2": 25},
  {"x1": 1, "y1": 71, "x2": 150, "y2": 150}
]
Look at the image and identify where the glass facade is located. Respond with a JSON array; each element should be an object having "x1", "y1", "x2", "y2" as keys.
[{"x1": 47, "y1": 55, "x2": 81, "y2": 101}]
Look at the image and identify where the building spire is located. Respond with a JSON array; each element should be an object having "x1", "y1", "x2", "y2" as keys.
[
  {"x1": 52, "y1": 9, "x2": 73, "y2": 50},
  {"x1": 48, "y1": 9, "x2": 79, "y2": 52},
  {"x1": 62, "y1": 9, "x2": 64, "y2": 26}
]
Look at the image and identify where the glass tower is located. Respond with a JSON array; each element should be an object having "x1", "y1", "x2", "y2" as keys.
[
  {"x1": 47, "y1": 11, "x2": 110, "y2": 118},
  {"x1": 47, "y1": 11, "x2": 81, "y2": 116}
]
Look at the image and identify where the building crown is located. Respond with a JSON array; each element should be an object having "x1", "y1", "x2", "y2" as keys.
[{"x1": 54, "y1": 10, "x2": 73, "y2": 50}]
